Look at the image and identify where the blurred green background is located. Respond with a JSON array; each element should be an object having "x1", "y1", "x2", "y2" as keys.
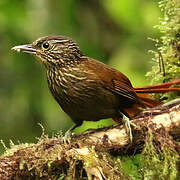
[{"x1": 0, "y1": 0, "x2": 161, "y2": 148}]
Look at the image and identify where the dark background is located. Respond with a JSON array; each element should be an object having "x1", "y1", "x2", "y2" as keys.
[{"x1": 0, "y1": 0, "x2": 161, "y2": 150}]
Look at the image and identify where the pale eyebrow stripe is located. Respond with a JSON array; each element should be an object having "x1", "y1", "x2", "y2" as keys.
[{"x1": 55, "y1": 40, "x2": 70, "y2": 44}]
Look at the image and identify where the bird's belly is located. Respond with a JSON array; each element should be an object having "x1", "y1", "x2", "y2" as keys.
[{"x1": 54, "y1": 82, "x2": 119, "y2": 121}]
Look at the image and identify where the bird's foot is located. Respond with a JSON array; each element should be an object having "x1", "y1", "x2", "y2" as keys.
[
  {"x1": 121, "y1": 114, "x2": 138, "y2": 143},
  {"x1": 63, "y1": 124, "x2": 80, "y2": 143},
  {"x1": 64, "y1": 129, "x2": 73, "y2": 141},
  {"x1": 122, "y1": 116, "x2": 132, "y2": 142}
]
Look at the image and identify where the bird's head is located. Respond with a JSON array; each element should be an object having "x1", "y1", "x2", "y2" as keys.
[{"x1": 12, "y1": 36, "x2": 83, "y2": 68}]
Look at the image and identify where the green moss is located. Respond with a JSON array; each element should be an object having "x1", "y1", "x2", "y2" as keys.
[
  {"x1": 120, "y1": 154, "x2": 142, "y2": 179},
  {"x1": 146, "y1": 0, "x2": 180, "y2": 100},
  {"x1": 0, "y1": 135, "x2": 130, "y2": 179},
  {"x1": 141, "y1": 129, "x2": 179, "y2": 180}
]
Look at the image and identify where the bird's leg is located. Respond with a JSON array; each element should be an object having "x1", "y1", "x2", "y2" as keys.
[
  {"x1": 120, "y1": 112, "x2": 141, "y2": 142},
  {"x1": 114, "y1": 111, "x2": 137, "y2": 142},
  {"x1": 121, "y1": 113, "x2": 133, "y2": 142},
  {"x1": 64, "y1": 122, "x2": 82, "y2": 139}
]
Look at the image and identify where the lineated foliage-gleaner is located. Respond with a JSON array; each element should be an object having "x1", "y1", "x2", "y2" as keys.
[{"x1": 12, "y1": 36, "x2": 180, "y2": 139}]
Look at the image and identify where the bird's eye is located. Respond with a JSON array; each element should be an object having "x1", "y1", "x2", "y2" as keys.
[{"x1": 42, "y1": 42, "x2": 50, "y2": 49}]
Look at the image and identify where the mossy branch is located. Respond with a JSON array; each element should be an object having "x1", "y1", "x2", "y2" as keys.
[{"x1": 0, "y1": 99, "x2": 179, "y2": 180}]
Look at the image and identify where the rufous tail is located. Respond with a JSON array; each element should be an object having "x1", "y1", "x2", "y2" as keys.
[
  {"x1": 123, "y1": 79, "x2": 180, "y2": 118},
  {"x1": 134, "y1": 79, "x2": 180, "y2": 93}
]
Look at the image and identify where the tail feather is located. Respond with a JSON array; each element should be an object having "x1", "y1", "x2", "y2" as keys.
[
  {"x1": 123, "y1": 104, "x2": 142, "y2": 118},
  {"x1": 135, "y1": 87, "x2": 180, "y2": 93},
  {"x1": 123, "y1": 93, "x2": 161, "y2": 118},
  {"x1": 136, "y1": 93, "x2": 161, "y2": 108},
  {"x1": 122, "y1": 79, "x2": 179, "y2": 118},
  {"x1": 134, "y1": 79, "x2": 180, "y2": 91}
]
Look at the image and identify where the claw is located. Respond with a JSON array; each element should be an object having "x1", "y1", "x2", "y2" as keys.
[
  {"x1": 122, "y1": 115, "x2": 133, "y2": 142},
  {"x1": 63, "y1": 124, "x2": 81, "y2": 143},
  {"x1": 63, "y1": 131, "x2": 72, "y2": 144},
  {"x1": 120, "y1": 112, "x2": 139, "y2": 142}
]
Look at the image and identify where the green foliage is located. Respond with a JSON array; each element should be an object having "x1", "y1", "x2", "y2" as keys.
[{"x1": 146, "y1": 0, "x2": 180, "y2": 100}]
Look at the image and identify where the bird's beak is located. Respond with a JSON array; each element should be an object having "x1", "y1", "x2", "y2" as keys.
[{"x1": 11, "y1": 44, "x2": 37, "y2": 55}]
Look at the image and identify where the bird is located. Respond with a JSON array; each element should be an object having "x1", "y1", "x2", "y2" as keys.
[{"x1": 12, "y1": 35, "x2": 180, "y2": 140}]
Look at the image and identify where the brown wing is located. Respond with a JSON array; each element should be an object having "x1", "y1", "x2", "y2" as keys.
[
  {"x1": 83, "y1": 57, "x2": 139, "y2": 102},
  {"x1": 111, "y1": 79, "x2": 138, "y2": 101}
]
